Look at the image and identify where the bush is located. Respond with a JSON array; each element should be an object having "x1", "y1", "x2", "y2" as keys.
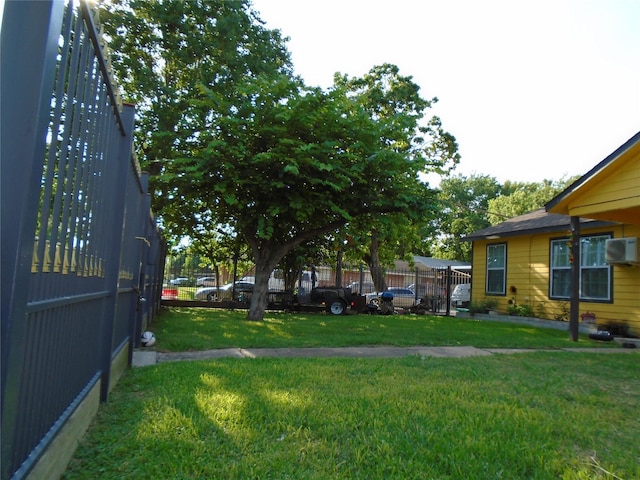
[
  {"x1": 468, "y1": 297, "x2": 499, "y2": 315},
  {"x1": 482, "y1": 297, "x2": 499, "y2": 311},
  {"x1": 507, "y1": 303, "x2": 534, "y2": 317}
]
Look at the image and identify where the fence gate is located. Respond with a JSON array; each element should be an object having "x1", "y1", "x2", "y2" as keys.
[{"x1": 1, "y1": 1, "x2": 165, "y2": 478}]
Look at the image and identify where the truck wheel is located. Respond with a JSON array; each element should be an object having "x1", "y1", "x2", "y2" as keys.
[{"x1": 327, "y1": 299, "x2": 346, "y2": 315}]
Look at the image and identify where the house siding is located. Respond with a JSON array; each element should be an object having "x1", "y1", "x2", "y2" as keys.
[
  {"x1": 548, "y1": 133, "x2": 640, "y2": 224},
  {"x1": 569, "y1": 156, "x2": 640, "y2": 217},
  {"x1": 470, "y1": 224, "x2": 640, "y2": 335}
]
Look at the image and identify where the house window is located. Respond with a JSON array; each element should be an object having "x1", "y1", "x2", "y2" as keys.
[
  {"x1": 486, "y1": 243, "x2": 506, "y2": 295},
  {"x1": 550, "y1": 239, "x2": 571, "y2": 298},
  {"x1": 550, "y1": 234, "x2": 611, "y2": 301}
]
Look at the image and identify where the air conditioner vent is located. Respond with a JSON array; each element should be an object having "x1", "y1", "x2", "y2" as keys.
[{"x1": 605, "y1": 237, "x2": 638, "y2": 265}]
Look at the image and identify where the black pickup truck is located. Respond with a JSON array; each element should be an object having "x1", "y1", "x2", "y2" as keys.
[{"x1": 309, "y1": 286, "x2": 358, "y2": 315}]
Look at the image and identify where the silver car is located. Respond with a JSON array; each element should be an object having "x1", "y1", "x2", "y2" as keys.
[
  {"x1": 196, "y1": 277, "x2": 217, "y2": 286},
  {"x1": 365, "y1": 288, "x2": 418, "y2": 309},
  {"x1": 195, "y1": 281, "x2": 253, "y2": 301},
  {"x1": 346, "y1": 281, "x2": 376, "y2": 294}
]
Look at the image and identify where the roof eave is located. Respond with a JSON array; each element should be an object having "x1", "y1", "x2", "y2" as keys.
[
  {"x1": 545, "y1": 130, "x2": 640, "y2": 215},
  {"x1": 463, "y1": 219, "x2": 616, "y2": 242}
]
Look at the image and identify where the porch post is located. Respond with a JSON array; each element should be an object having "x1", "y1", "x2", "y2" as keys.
[
  {"x1": 446, "y1": 266, "x2": 452, "y2": 316},
  {"x1": 569, "y1": 216, "x2": 580, "y2": 341}
]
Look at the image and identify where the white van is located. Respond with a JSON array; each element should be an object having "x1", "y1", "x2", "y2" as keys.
[{"x1": 451, "y1": 284, "x2": 471, "y2": 308}]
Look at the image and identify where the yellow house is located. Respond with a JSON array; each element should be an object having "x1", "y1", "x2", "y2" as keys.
[{"x1": 465, "y1": 131, "x2": 640, "y2": 337}]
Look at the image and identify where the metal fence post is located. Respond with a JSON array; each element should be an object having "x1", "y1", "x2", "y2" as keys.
[
  {"x1": 446, "y1": 266, "x2": 452, "y2": 316},
  {"x1": 1, "y1": 1, "x2": 65, "y2": 476},
  {"x1": 98, "y1": 104, "x2": 136, "y2": 401}
]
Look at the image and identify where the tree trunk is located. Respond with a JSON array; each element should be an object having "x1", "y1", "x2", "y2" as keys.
[
  {"x1": 365, "y1": 233, "x2": 387, "y2": 292},
  {"x1": 246, "y1": 244, "x2": 287, "y2": 321},
  {"x1": 247, "y1": 262, "x2": 273, "y2": 321},
  {"x1": 335, "y1": 250, "x2": 343, "y2": 287},
  {"x1": 243, "y1": 219, "x2": 349, "y2": 320}
]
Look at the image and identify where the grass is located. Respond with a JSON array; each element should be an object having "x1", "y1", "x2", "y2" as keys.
[
  {"x1": 63, "y1": 308, "x2": 638, "y2": 479},
  {"x1": 178, "y1": 286, "x2": 197, "y2": 300},
  {"x1": 151, "y1": 307, "x2": 609, "y2": 352},
  {"x1": 65, "y1": 353, "x2": 640, "y2": 479}
]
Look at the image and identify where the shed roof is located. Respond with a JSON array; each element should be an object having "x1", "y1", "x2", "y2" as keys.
[
  {"x1": 413, "y1": 256, "x2": 471, "y2": 269},
  {"x1": 393, "y1": 256, "x2": 471, "y2": 270}
]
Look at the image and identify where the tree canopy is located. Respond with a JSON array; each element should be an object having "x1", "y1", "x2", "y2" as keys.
[
  {"x1": 332, "y1": 65, "x2": 459, "y2": 291},
  {"x1": 99, "y1": 0, "x2": 292, "y2": 220},
  {"x1": 178, "y1": 67, "x2": 456, "y2": 319},
  {"x1": 428, "y1": 174, "x2": 582, "y2": 262},
  {"x1": 428, "y1": 174, "x2": 503, "y2": 261},
  {"x1": 486, "y1": 176, "x2": 579, "y2": 224},
  {"x1": 100, "y1": 1, "x2": 460, "y2": 319}
]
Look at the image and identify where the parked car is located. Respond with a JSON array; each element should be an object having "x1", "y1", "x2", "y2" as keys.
[
  {"x1": 346, "y1": 281, "x2": 376, "y2": 294},
  {"x1": 196, "y1": 277, "x2": 217, "y2": 286},
  {"x1": 365, "y1": 287, "x2": 417, "y2": 309},
  {"x1": 195, "y1": 281, "x2": 254, "y2": 301},
  {"x1": 161, "y1": 287, "x2": 179, "y2": 300},
  {"x1": 240, "y1": 275, "x2": 284, "y2": 291},
  {"x1": 170, "y1": 277, "x2": 190, "y2": 285},
  {"x1": 451, "y1": 283, "x2": 471, "y2": 308},
  {"x1": 407, "y1": 283, "x2": 446, "y2": 299}
]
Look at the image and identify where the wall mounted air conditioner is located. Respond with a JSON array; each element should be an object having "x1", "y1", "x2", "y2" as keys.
[{"x1": 605, "y1": 237, "x2": 638, "y2": 265}]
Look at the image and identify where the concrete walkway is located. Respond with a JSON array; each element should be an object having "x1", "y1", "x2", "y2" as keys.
[{"x1": 132, "y1": 345, "x2": 637, "y2": 367}]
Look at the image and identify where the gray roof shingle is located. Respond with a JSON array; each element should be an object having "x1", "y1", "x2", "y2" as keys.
[{"x1": 463, "y1": 208, "x2": 615, "y2": 241}]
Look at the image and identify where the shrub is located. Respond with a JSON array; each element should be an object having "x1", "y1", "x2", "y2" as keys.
[
  {"x1": 468, "y1": 297, "x2": 499, "y2": 315},
  {"x1": 507, "y1": 303, "x2": 534, "y2": 317}
]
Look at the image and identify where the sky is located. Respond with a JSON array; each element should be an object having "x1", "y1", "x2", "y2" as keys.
[{"x1": 251, "y1": 0, "x2": 640, "y2": 185}]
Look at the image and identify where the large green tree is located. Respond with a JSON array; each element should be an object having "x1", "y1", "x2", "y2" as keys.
[
  {"x1": 99, "y1": 0, "x2": 292, "y2": 229},
  {"x1": 101, "y1": 1, "x2": 457, "y2": 320},
  {"x1": 179, "y1": 71, "x2": 446, "y2": 319}
]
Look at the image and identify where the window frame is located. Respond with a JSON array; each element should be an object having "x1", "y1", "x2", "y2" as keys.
[
  {"x1": 549, "y1": 233, "x2": 612, "y2": 303},
  {"x1": 485, "y1": 243, "x2": 506, "y2": 296}
]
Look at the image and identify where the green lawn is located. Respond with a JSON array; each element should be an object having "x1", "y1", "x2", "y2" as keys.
[
  {"x1": 150, "y1": 307, "x2": 608, "y2": 351},
  {"x1": 63, "y1": 308, "x2": 639, "y2": 479}
]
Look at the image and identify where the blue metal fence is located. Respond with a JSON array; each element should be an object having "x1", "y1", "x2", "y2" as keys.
[{"x1": 1, "y1": 1, "x2": 165, "y2": 478}]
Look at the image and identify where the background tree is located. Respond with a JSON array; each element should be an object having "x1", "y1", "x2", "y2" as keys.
[
  {"x1": 187, "y1": 226, "x2": 252, "y2": 289},
  {"x1": 427, "y1": 174, "x2": 581, "y2": 261},
  {"x1": 332, "y1": 64, "x2": 459, "y2": 289},
  {"x1": 341, "y1": 211, "x2": 432, "y2": 292},
  {"x1": 428, "y1": 174, "x2": 502, "y2": 261},
  {"x1": 486, "y1": 176, "x2": 579, "y2": 224},
  {"x1": 277, "y1": 236, "x2": 332, "y2": 293}
]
